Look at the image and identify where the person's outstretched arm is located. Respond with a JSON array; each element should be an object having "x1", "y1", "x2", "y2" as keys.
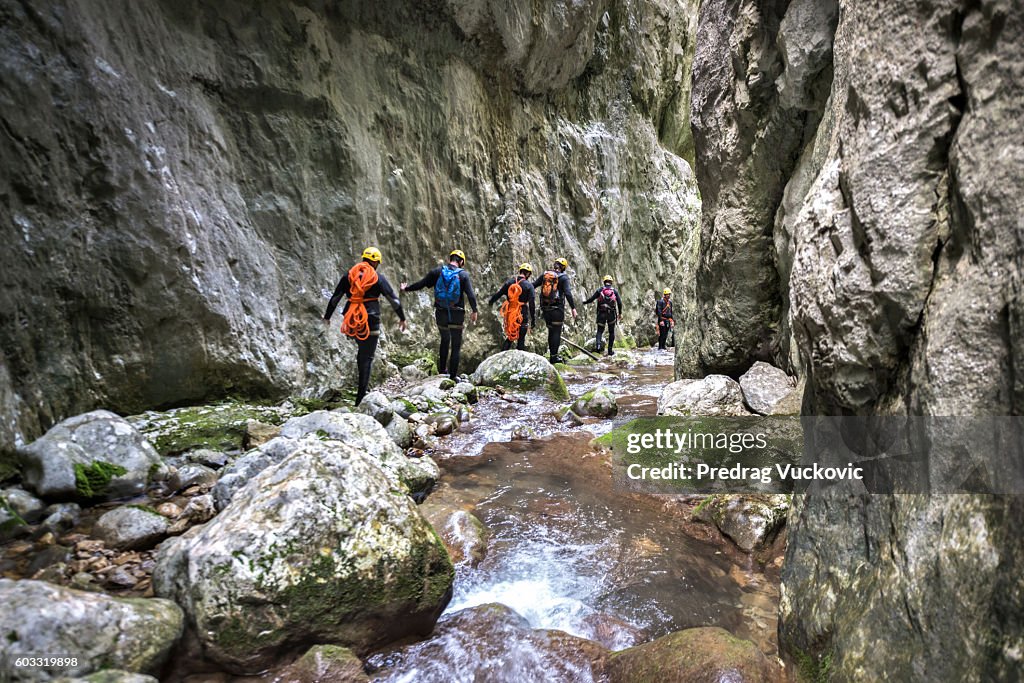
[
  {"x1": 488, "y1": 279, "x2": 511, "y2": 306},
  {"x1": 323, "y1": 274, "x2": 350, "y2": 321},
  {"x1": 376, "y1": 274, "x2": 406, "y2": 322},
  {"x1": 561, "y1": 275, "x2": 577, "y2": 310},
  {"x1": 403, "y1": 268, "x2": 439, "y2": 292},
  {"x1": 461, "y1": 272, "x2": 479, "y2": 313},
  {"x1": 582, "y1": 288, "x2": 599, "y2": 305}
]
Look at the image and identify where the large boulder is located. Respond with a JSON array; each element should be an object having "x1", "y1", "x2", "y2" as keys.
[
  {"x1": 471, "y1": 351, "x2": 569, "y2": 399},
  {"x1": 658, "y1": 376, "x2": 751, "y2": 416},
  {"x1": 18, "y1": 411, "x2": 167, "y2": 501},
  {"x1": 738, "y1": 362, "x2": 801, "y2": 415},
  {"x1": 694, "y1": 494, "x2": 790, "y2": 552},
  {"x1": 356, "y1": 391, "x2": 394, "y2": 427},
  {"x1": 93, "y1": 505, "x2": 170, "y2": 550},
  {"x1": 153, "y1": 437, "x2": 454, "y2": 673},
  {"x1": 0, "y1": 578, "x2": 183, "y2": 681},
  {"x1": 606, "y1": 627, "x2": 776, "y2": 682}
]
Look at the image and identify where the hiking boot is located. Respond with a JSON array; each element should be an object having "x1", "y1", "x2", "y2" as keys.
[{"x1": 551, "y1": 356, "x2": 565, "y2": 364}]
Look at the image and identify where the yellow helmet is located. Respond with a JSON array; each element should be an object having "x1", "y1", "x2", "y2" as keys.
[
  {"x1": 602, "y1": 275, "x2": 613, "y2": 283},
  {"x1": 450, "y1": 249, "x2": 466, "y2": 262},
  {"x1": 519, "y1": 262, "x2": 534, "y2": 274},
  {"x1": 555, "y1": 257, "x2": 569, "y2": 269},
  {"x1": 663, "y1": 288, "x2": 672, "y2": 295},
  {"x1": 362, "y1": 246, "x2": 382, "y2": 263}
]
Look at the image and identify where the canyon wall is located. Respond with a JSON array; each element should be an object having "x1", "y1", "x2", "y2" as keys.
[
  {"x1": 689, "y1": 0, "x2": 1023, "y2": 678},
  {"x1": 0, "y1": 0, "x2": 701, "y2": 450}
]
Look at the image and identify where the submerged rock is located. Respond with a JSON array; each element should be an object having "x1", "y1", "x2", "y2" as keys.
[
  {"x1": 694, "y1": 494, "x2": 790, "y2": 552},
  {"x1": 93, "y1": 506, "x2": 169, "y2": 551},
  {"x1": 571, "y1": 387, "x2": 618, "y2": 418},
  {"x1": 0, "y1": 578, "x2": 183, "y2": 679},
  {"x1": 606, "y1": 626, "x2": 775, "y2": 682},
  {"x1": 368, "y1": 603, "x2": 607, "y2": 681},
  {"x1": 471, "y1": 351, "x2": 569, "y2": 399},
  {"x1": 19, "y1": 411, "x2": 167, "y2": 501},
  {"x1": 420, "y1": 505, "x2": 489, "y2": 567},
  {"x1": 658, "y1": 376, "x2": 750, "y2": 416},
  {"x1": 153, "y1": 437, "x2": 453, "y2": 673},
  {"x1": 738, "y1": 362, "x2": 800, "y2": 415},
  {"x1": 266, "y1": 644, "x2": 368, "y2": 683}
]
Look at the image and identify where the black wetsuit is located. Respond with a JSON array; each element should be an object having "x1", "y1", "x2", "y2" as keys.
[
  {"x1": 533, "y1": 270, "x2": 576, "y2": 363},
  {"x1": 488, "y1": 275, "x2": 537, "y2": 351},
  {"x1": 323, "y1": 268, "x2": 405, "y2": 405},
  {"x1": 583, "y1": 285, "x2": 623, "y2": 354},
  {"x1": 655, "y1": 297, "x2": 674, "y2": 349},
  {"x1": 405, "y1": 265, "x2": 479, "y2": 379}
]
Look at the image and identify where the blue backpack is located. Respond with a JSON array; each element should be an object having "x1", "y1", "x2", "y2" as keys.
[{"x1": 435, "y1": 265, "x2": 463, "y2": 308}]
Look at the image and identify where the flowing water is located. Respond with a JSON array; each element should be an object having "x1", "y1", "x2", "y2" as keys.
[{"x1": 368, "y1": 349, "x2": 781, "y2": 682}]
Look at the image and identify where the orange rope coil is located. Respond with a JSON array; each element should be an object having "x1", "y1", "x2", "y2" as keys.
[
  {"x1": 500, "y1": 279, "x2": 524, "y2": 342},
  {"x1": 341, "y1": 262, "x2": 379, "y2": 340}
]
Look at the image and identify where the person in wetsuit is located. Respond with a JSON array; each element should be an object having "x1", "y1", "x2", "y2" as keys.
[
  {"x1": 322, "y1": 247, "x2": 406, "y2": 405},
  {"x1": 402, "y1": 249, "x2": 479, "y2": 380},
  {"x1": 488, "y1": 263, "x2": 537, "y2": 351},
  {"x1": 655, "y1": 288, "x2": 674, "y2": 350},
  {"x1": 583, "y1": 275, "x2": 623, "y2": 355},
  {"x1": 534, "y1": 257, "x2": 578, "y2": 364}
]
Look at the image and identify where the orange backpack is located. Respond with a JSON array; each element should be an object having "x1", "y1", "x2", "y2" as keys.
[{"x1": 540, "y1": 271, "x2": 559, "y2": 306}]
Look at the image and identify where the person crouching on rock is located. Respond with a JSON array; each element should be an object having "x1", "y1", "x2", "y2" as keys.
[
  {"x1": 322, "y1": 247, "x2": 407, "y2": 406},
  {"x1": 401, "y1": 249, "x2": 479, "y2": 380},
  {"x1": 488, "y1": 262, "x2": 537, "y2": 351},
  {"x1": 656, "y1": 288, "x2": 674, "y2": 350},
  {"x1": 534, "y1": 258, "x2": 578, "y2": 364},
  {"x1": 583, "y1": 275, "x2": 623, "y2": 356}
]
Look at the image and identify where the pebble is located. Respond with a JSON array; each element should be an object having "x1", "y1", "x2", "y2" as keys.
[{"x1": 156, "y1": 502, "x2": 182, "y2": 518}]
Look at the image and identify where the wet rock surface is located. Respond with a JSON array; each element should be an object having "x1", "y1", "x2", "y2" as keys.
[
  {"x1": 658, "y1": 375, "x2": 751, "y2": 417},
  {"x1": 152, "y1": 437, "x2": 454, "y2": 672},
  {"x1": 694, "y1": 495, "x2": 790, "y2": 553},
  {"x1": 0, "y1": 578, "x2": 183, "y2": 681}
]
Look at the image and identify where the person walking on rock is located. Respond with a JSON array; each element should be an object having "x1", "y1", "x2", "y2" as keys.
[
  {"x1": 488, "y1": 263, "x2": 536, "y2": 351},
  {"x1": 583, "y1": 275, "x2": 623, "y2": 356},
  {"x1": 656, "y1": 288, "x2": 674, "y2": 350},
  {"x1": 323, "y1": 247, "x2": 407, "y2": 406},
  {"x1": 534, "y1": 257, "x2": 578, "y2": 364},
  {"x1": 402, "y1": 249, "x2": 479, "y2": 380}
]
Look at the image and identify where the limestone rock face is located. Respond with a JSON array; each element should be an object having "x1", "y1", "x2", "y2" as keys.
[
  {"x1": 0, "y1": 0, "x2": 701, "y2": 452},
  {"x1": 0, "y1": 579, "x2": 183, "y2": 681},
  {"x1": 153, "y1": 438, "x2": 454, "y2": 673},
  {"x1": 18, "y1": 411, "x2": 166, "y2": 502},
  {"x1": 689, "y1": 0, "x2": 1024, "y2": 678}
]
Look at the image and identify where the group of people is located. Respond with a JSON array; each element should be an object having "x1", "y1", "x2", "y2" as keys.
[{"x1": 323, "y1": 247, "x2": 675, "y2": 405}]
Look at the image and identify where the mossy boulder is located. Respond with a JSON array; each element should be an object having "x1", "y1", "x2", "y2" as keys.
[
  {"x1": 471, "y1": 350, "x2": 569, "y2": 399},
  {"x1": 0, "y1": 578, "x2": 183, "y2": 679},
  {"x1": 606, "y1": 627, "x2": 776, "y2": 682},
  {"x1": 18, "y1": 410, "x2": 168, "y2": 501},
  {"x1": 127, "y1": 402, "x2": 297, "y2": 456},
  {"x1": 153, "y1": 437, "x2": 454, "y2": 673},
  {"x1": 268, "y1": 644, "x2": 368, "y2": 683},
  {"x1": 693, "y1": 493, "x2": 790, "y2": 552},
  {"x1": 571, "y1": 387, "x2": 618, "y2": 418}
]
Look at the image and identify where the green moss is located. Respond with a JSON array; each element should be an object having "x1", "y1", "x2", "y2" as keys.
[
  {"x1": 0, "y1": 449, "x2": 20, "y2": 485},
  {"x1": 614, "y1": 334, "x2": 637, "y2": 350},
  {"x1": 140, "y1": 402, "x2": 295, "y2": 455},
  {"x1": 547, "y1": 371, "x2": 570, "y2": 400},
  {"x1": 0, "y1": 495, "x2": 26, "y2": 537},
  {"x1": 691, "y1": 495, "x2": 717, "y2": 518},
  {"x1": 795, "y1": 648, "x2": 834, "y2": 683},
  {"x1": 74, "y1": 461, "x2": 128, "y2": 499}
]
